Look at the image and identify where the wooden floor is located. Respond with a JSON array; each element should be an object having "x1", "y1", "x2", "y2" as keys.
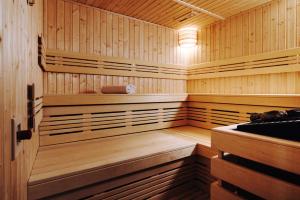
[{"x1": 28, "y1": 126, "x2": 212, "y2": 199}]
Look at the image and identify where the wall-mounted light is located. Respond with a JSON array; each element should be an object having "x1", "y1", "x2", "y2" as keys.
[{"x1": 178, "y1": 27, "x2": 197, "y2": 48}]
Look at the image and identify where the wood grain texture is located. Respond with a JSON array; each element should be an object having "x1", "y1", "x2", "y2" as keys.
[
  {"x1": 212, "y1": 125, "x2": 300, "y2": 174},
  {"x1": 71, "y1": 0, "x2": 271, "y2": 29},
  {"x1": 212, "y1": 158, "x2": 300, "y2": 200},
  {"x1": 39, "y1": 96, "x2": 188, "y2": 145},
  {"x1": 0, "y1": 0, "x2": 43, "y2": 199},
  {"x1": 187, "y1": 0, "x2": 300, "y2": 94},
  {"x1": 44, "y1": 0, "x2": 185, "y2": 63},
  {"x1": 44, "y1": 158, "x2": 200, "y2": 200},
  {"x1": 42, "y1": 49, "x2": 187, "y2": 80},
  {"x1": 44, "y1": 72, "x2": 187, "y2": 94},
  {"x1": 212, "y1": 125, "x2": 300, "y2": 199},
  {"x1": 44, "y1": 0, "x2": 187, "y2": 95},
  {"x1": 211, "y1": 182, "x2": 243, "y2": 200},
  {"x1": 188, "y1": 48, "x2": 300, "y2": 79},
  {"x1": 28, "y1": 130, "x2": 199, "y2": 199},
  {"x1": 187, "y1": 94, "x2": 299, "y2": 130}
]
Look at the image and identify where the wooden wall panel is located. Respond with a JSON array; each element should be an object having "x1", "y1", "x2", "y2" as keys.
[
  {"x1": 43, "y1": 72, "x2": 186, "y2": 94},
  {"x1": 188, "y1": 0, "x2": 300, "y2": 64},
  {"x1": 0, "y1": 0, "x2": 43, "y2": 199},
  {"x1": 187, "y1": 0, "x2": 300, "y2": 94},
  {"x1": 44, "y1": 0, "x2": 186, "y2": 95},
  {"x1": 188, "y1": 73, "x2": 300, "y2": 94}
]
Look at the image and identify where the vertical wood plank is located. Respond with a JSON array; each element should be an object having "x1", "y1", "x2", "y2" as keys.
[
  {"x1": 86, "y1": 7, "x2": 94, "y2": 54},
  {"x1": 72, "y1": 4, "x2": 80, "y2": 52},
  {"x1": 56, "y1": 0, "x2": 64, "y2": 50},
  {"x1": 100, "y1": 11, "x2": 107, "y2": 56},
  {"x1": 93, "y1": 9, "x2": 101, "y2": 54},
  {"x1": 118, "y1": 15, "x2": 124, "y2": 57},
  {"x1": 106, "y1": 12, "x2": 113, "y2": 56},
  {"x1": 79, "y1": 6, "x2": 87, "y2": 53},
  {"x1": 47, "y1": 0, "x2": 57, "y2": 49},
  {"x1": 64, "y1": 1, "x2": 72, "y2": 51},
  {"x1": 112, "y1": 14, "x2": 118, "y2": 57}
]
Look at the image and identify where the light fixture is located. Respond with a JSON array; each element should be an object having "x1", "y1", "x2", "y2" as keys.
[{"x1": 178, "y1": 28, "x2": 197, "y2": 48}]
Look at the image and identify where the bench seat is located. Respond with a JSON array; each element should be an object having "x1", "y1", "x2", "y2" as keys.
[{"x1": 28, "y1": 126, "x2": 213, "y2": 199}]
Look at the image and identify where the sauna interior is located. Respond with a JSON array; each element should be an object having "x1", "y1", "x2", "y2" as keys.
[{"x1": 1, "y1": 0, "x2": 300, "y2": 199}]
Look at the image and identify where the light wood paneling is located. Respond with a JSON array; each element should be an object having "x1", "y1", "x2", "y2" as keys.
[
  {"x1": 44, "y1": 0, "x2": 187, "y2": 95},
  {"x1": 44, "y1": 0, "x2": 185, "y2": 64},
  {"x1": 33, "y1": 158, "x2": 200, "y2": 200},
  {"x1": 42, "y1": 49, "x2": 186, "y2": 80},
  {"x1": 71, "y1": 0, "x2": 271, "y2": 29},
  {"x1": 187, "y1": 0, "x2": 300, "y2": 94},
  {"x1": 188, "y1": 73, "x2": 300, "y2": 94},
  {"x1": 39, "y1": 95, "x2": 187, "y2": 146},
  {"x1": 28, "y1": 131, "x2": 197, "y2": 199},
  {"x1": 212, "y1": 125, "x2": 300, "y2": 199},
  {"x1": 188, "y1": 48, "x2": 300, "y2": 79},
  {"x1": 0, "y1": 0, "x2": 43, "y2": 199},
  {"x1": 44, "y1": 72, "x2": 187, "y2": 94},
  {"x1": 187, "y1": 94, "x2": 299, "y2": 129}
]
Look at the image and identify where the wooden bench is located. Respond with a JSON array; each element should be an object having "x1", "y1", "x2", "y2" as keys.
[
  {"x1": 28, "y1": 94, "x2": 299, "y2": 199},
  {"x1": 28, "y1": 94, "x2": 214, "y2": 199}
]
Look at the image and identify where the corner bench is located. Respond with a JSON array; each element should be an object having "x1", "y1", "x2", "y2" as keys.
[
  {"x1": 29, "y1": 127, "x2": 213, "y2": 199},
  {"x1": 28, "y1": 94, "x2": 299, "y2": 199},
  {"x1": 29, "y1": 94, "x2": 215, "y2": 199}
]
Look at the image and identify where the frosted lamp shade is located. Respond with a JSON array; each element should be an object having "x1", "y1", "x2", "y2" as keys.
[{"x1": 178, "y1": 28, "x2": 197, "y2": 47}]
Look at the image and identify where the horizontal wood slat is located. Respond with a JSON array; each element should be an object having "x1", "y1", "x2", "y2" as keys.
[
  {"x1": 187, "y1": 94, "x2": 299, "y2": 129},
  {"x1": 188, "y1": 94, "x2": 300, "y2": 108},
  {"x1": 43, "y1": 94, "x2": 188, "y2": 106},
  {"x1": 42, "y1": 48, "x2": 300, "y2": 81},
  {"x1": 188, "y1": 48, "x2": 300, "y2": 79},
  {"x1": 28, "y1": 136, "x2": 196, "y2": 199},
  {"x1": 210, "y1": 182, "x2": 244, "y2": 200},
  {"x1": 43, "y1": 158, "x2": 195, "y2": 200},
  {"x1": 212, "y1": 126, "x2": 300, "y2": 175},
  {"x1": 41, "y1": 49, "x2": 187, "y2": 80},
  {"x1": 211, "y1": 157, "x2": 300, "y2": 200},
  {"x1": 40, "y1": 95, "x2": 188, "y2": 146}
]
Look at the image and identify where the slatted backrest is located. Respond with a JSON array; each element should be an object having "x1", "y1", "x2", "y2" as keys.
[
  {"x1": 188, "y1": 48, "x2": 300, "y2": 79},
  {"x1": 187, "y1": 94, "x2": 300, "y2": 129},
  {"x1": 41, "y1": 49, "x2": 187, "y2": 80},
  {"x1": 40, "y1": 95, "x2": 188, "y2": 146}
]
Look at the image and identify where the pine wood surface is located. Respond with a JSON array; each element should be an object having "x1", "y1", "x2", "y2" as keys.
[
  {"x1": 187, "y1": 0, "x2": 300, "y2": 94},
  {"x1": 28, "y1": 126, "x2": 214, "y2": 199},
  {"x1": 210, "y1": 182, "x2": 244, "y2": 200},
  {"x1": 43, "y1": 94, "x2": 188, "y2": 106},
  {"x1": 213, "y1": 124, "x2": 300, "y2": 174},
  {"x1": 71, "y1": 0, "x2": 270, "y2": 29},
  {"x1": 211, "y1": 125, "x2": 300, "y2": 199},
  {"x1": 42, "y1": 49, "x2": 187, "y2": 80},
  {"x1": 0, "y1": 0, "x2": 43, "y2": 199}
]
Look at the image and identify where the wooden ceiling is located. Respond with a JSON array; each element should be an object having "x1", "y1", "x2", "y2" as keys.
[{"x1": 71, "y1": 0, "x2": 271, "y2": 29}]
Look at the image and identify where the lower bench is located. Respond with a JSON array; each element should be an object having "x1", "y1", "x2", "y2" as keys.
[{"x1": 28, "y1": 126, "x2": 215, "y2": 199}]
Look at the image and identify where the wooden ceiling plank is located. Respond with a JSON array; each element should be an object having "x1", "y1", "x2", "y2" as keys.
[
  {"x1": 129, "y1": 0, "x2": 161, "y2": 17},
  {"x1": 154, "y1": 0, "x2": 215, "y2": 26},
  {"x1": 126, "y1": 0, "x2": 155, "y2": 16},
  {"x1": 137, "y1": 2, "x2": 182, "y2": 21},
  {"x1": 67, "y1": 0, "x2": 273, "y2": 29}
]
